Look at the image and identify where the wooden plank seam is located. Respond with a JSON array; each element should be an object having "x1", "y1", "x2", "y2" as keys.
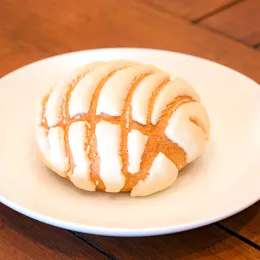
[
  {"x1": 215, "y1": 223, "x2": 260, "y2": 250},
  {"x1": 192, "y1": 0, "x2": 247, "y2": 23},
  {"x1": 71, "y1": 232, "x2": 118, "y2": 259}
]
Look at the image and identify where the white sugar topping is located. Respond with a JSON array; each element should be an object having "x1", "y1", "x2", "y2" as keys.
[
  {"x1": 151, "y1": 78, "x2": 200, "y2": 125},
  {"x1": 68, "y1": 121, "x2": 95, "y2": 191},
  {"x1": 130, "y1": 152, "x2": 178, "y2": 197},
  {"x1": 127, "y1": 129, "x2": 148, "y2": 174},
  {"x1": 96, "y1": 121, "x2": 125, "y2": 192},
  {"x1": 165, "y1": 102, "x2": 210, "y2": 163}
]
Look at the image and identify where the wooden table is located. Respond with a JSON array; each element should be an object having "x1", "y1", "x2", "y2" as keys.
[{"x1": 0, "y1": 0, "x2": 259, "y2": 259}]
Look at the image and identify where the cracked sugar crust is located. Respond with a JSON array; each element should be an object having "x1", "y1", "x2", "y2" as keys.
[{"x1": 36, "y1": 59, "x2": 210, "y2": 197}]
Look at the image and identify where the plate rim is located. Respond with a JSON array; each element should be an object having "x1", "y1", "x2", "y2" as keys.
[
  {"x1": 1, "y1": 47, "x2": 259, "y2": 86},
  {"x1": 0, "y1": 192, "x2": 259, "y2": 237},
  {"x1": 0, "y1": 47, "x2": 259, "y2": 237}
]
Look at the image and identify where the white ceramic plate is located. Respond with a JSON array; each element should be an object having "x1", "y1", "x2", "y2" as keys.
[{"x1": 0, "y1": 48, "x2": 259, "y2": 237}]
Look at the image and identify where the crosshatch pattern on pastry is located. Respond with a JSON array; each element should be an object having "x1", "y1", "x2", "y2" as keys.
[{"x1": 36, "y1": 60, "x2": 210, "y2": 197}]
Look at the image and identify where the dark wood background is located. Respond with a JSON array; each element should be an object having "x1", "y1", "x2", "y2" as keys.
[{"x1": 0, "y1": 0, "x2": 259, "y2": 259}]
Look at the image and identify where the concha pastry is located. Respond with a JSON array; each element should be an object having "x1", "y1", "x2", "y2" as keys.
[{"x1": 36, "y1": 60, "x2": 210, "y2": 197}]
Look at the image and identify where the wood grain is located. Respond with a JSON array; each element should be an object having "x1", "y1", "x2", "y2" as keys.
[
  {"x1": 0, "y1": 0, "x2": 260, "y2": 82},
  {"x1": 201, "y1": 0, "x2": 260, "y2": 46},
  {"x1": 85, "y1": 225, "x2": 260, "y2": 260},
  {"x1": 0, "y1": 26, "x2": 52, "y2": 78},
  {"x1": 0, "y1": 205, "x2": 108, "y2": 260},
  {"x1": 221, "y1": 202, "x2": 260, "y2": 245},
  {"x1": 139, "y1": 0, "x2": 236, "y2": 20}
]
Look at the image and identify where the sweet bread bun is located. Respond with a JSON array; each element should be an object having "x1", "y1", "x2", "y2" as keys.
[{"x1": 36, "y1": 60, "x2": 210, "y2": 197}]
